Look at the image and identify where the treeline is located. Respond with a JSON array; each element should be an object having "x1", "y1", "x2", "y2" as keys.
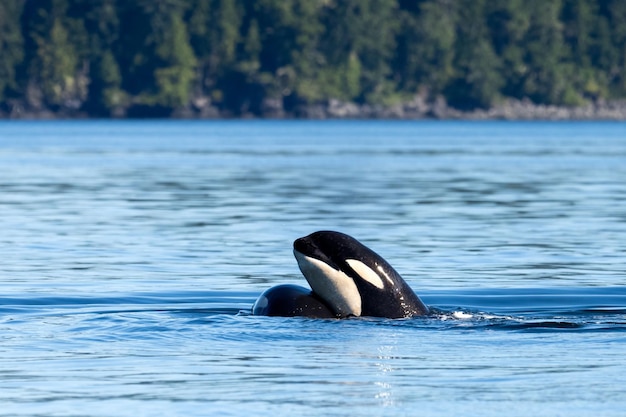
[{"x1": 1, "y1": 0, "x2": 626, "y2": 118}]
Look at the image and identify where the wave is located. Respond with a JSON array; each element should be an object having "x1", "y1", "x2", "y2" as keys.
[{"x1": 2, "y1": 287, "x2": 625, "y2": 333}]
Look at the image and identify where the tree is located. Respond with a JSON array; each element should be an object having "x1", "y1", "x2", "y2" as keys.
[
  {"x1": 520, "y1": 0, "x2": 580, "y2": 104},
  {"x1": 153, "y1": 13, "x2": 197, "y2": 108},
  {"x1": 316, "y1": 0, "x2": 398, "y2": 103},
  {"x1": 396, "y1": 0, "x2": 457, "y2": 96},
  {"x1": 253, "y1": 0, "x2": 323, "y2": 100},
  {"x1": 217, "y1": 0, "x2": 325, "y2": 115},
  {"x1": 486, "y1": 0, "x2": 531, "y2": 99},
  {"x1": 561, "y1": 0, "x2": 607, "y2": 99},
  {"x1": 21, "y1": 0, "x2": 87, "y2": 110},
  {"x1": 0, "y1": 0, "x2": 24, "y2": 101},
  {"x1": 447, "y1": 0, "x2": 502, "y2": 109},
  {"x1": 562, "y1": 0, "x2": 595, "y2": 67},
  {"x1": 187, "y1": 0, "x2": 241, "y2": 101},
  {"x1": 116, "y1": 1, "x2": 196, "y2": 112},
  {"x1": 94, "y1": 49, "x2": 124, "y2": 112},
  {"x1": 67, "y1": 0, "x2": 124, "y2": 114},
  {"x1": 5, "y1": 0, "x2": 626, "y2": 117},
  {"x1": 604, "y1": 0, "x2": 626, "y2": 96}
]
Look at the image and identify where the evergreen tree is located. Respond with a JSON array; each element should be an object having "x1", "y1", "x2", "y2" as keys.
[
  {"x1": 562, "y1": 0, "x2": 595, "y2": 68},
  {"x1": 591, "y1": 5, "x2": 618, "y2": 77},
  {"x1": 561, "y1": 0, "x2": 606, "y2": 99},
  {"x1": 520, "y1": 0, "x2": 579, "y2": 104},
  {"x1": 68, "y1": 0, "x2": 124, "y2": 114},
  {"x1": 4, "y1": 0, "x2": 626, "y2": 117},
  {"x1": 21, "y1": 0, "x2": 86, "y2": 109},
  {"x1": 447, "y1": 0, "x2": 502, "y2": 109},
  {"x1": 396, "y1": 0, "x2": 457, "y2": 96},
  {"x1": 486, "y1": 0, "x2": 531, "y2": 99},
  {"x1": 318, "y1": 0, "x2": 398, "y2": 103},
  {"x1": 116, "y1": 0, "x2": 196, "y2": 112},
  {"x1": 258, "y1": 0, "x2": 344, "y2": 103},
  {"x1": 219, "y1": 0, "x2": 324, "y2": 114},
  {"x1": 253, "y1": 0, "x2": 323, "y2": 100},
  {"x1": 604, "y1": 0, "x2": 626, "y2": 96},
  {"x1": 187, "y1": 0, "x2": 241, "y2": 102},
  {"x1": 95, "y1": 49, "x2": 124, "y2": 112},
  {"x1": 0, "y1": 0, "x2": 24, "y2": 101},
  {"x1": 154, "y1": 13, "x2": 197, "y2": 108}
]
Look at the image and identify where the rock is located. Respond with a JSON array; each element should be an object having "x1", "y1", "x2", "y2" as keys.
[
  {"x1": 260, "y1": 97, "x2": 286, "y2": 118},
  {"x1": 296, "y1": 104, "x2": 328, "y2": 119},
  {"x1": 6, "y1": 93, "x2": 626, "y2": 120},
  {"x1": 327, "y1": 99, "x2": 361, "y2": 118}
]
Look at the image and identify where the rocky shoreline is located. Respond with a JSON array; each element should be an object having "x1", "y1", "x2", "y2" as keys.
[
  {"x1": 290, "y1": 97, "x2": 626, "y2": 120},
  {"x1": 3, "y1": 96, "x2": 626, "y2": 120}
]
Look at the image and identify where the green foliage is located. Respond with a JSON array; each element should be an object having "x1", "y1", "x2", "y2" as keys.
[
  {"x1": 396, "y1": 0, "x2": 457, "y2": 94},
  {"x1": 319, "y1": 0, "x2": 398, "y2": 103},
  {"x1": 152, "y1": 13, "x2": 197, "y2": 108},
  {"x1": 95, "y1": 49, "x2": 125, "y2": 111},
  {"x1": 603, "y1": 0, "x2": 626, "y2": 96},
  {"x1": 485, "y1": 0, "x2": 531, "y2": 98},
  {"x1": 187, "y1": 0, "x2": 242, "y2": 98},
  {"x1": 40, "y1": 19, "x2": 78, "y2": 101},
  {"x1": 3, "y1": 0, "x2": 626, "y2": 115},
  {"x1": 447, "y1": 0, "x2": 503, "y2": 109},
  {"x1": 0, "y1": 0, "x2": 24, "y2": 100},
  {"x1": 24, "y1": 0, "x2": 86, "y2": 108},
  {"x1": 521, "y1": 1, "x2": 574, "y2": 104}
]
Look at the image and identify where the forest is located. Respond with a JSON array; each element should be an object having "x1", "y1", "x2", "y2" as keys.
[{"x1": 1, "y1": 0, "x2": 626, "y2": 118}]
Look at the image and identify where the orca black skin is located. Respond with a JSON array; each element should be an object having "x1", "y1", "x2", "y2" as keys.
[
  {"x1": 252, "y1": 284, "x2": 336, "y2": 318},
  {"x1": 252, "y1": 231, "x2": 430, "y2": 319},
  {"x1": 293, "y1": 231, "x2": 429, "y2": 318}
]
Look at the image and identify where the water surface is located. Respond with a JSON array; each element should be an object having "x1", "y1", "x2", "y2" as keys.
[{"x1": 1, "y1": 121, "x2": 625, "y2": 416}]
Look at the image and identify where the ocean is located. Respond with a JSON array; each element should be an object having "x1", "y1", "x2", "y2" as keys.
[{"x1": 1, "y1": 120, "x2": 625, "y2": 416}]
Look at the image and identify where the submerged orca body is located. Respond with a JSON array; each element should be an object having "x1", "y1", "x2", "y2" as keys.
[
  {"x1": 253, "y1": 231, "x2": 429, "y2": 319},
  {"x1": 252, "y1": 284, "x2": 335, "y2": 318}
]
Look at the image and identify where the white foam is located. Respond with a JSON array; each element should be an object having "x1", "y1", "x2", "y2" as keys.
[{"x1": 453, "y1": 311, "x2": 473, "y2": 319}]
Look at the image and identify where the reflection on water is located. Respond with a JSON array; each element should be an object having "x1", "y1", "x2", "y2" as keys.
[{"x1": 1, "y1": 121, "x2": 626, "y2": 416}]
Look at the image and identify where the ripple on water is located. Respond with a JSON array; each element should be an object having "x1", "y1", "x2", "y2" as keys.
[{"x1": 2, "y1": 121, "x2": 626, "y2": 416}]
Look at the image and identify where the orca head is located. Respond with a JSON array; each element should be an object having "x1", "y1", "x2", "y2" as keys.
[{"x1": 293, "y1": 231, "x2": 429, "y2": 318}]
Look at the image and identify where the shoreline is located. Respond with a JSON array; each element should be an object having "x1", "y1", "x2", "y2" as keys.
[{"x1": 3, "y1": 97, "x2": 626, "y2": 121}]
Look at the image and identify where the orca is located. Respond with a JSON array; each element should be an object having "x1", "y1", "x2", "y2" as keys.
[
  {"x1": 252, "y1": 284, "x2": 335, "y2": 318},
  {"x1": 252, "y1": 231, "x2": 429, "y2": 318}
]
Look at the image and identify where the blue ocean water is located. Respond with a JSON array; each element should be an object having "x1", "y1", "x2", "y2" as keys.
[{"x1": 1, "y1": 120, "x2": 625, "y2": 416}]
